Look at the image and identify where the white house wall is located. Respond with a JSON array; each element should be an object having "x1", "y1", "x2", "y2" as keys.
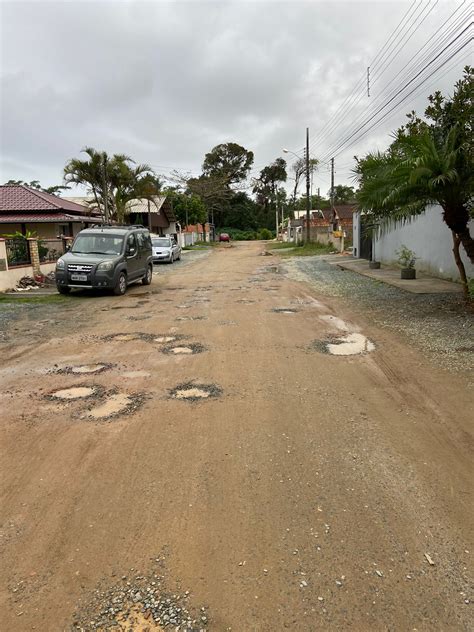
[{"x1": 373, "y1": 205, "x2": 473, "y2": 281}]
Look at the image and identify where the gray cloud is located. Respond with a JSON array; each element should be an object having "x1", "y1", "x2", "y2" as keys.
[{"x1": 0, "y1": 0, "x2": 467, "y2": 195}]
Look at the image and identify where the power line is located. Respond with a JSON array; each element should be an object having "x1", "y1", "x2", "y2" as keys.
[
  {"x1": 311, "y1": 1, "x2": 464, "y2": 156},
  {"x1": 312, "y1": 0, "x2": 420, "y2": 145},
  {"x1": 318, "y1": 10, "x2": 470, "y2": 160},
  {"x1": 319, "y1": 33, "x2": 472, "y2": 162}
]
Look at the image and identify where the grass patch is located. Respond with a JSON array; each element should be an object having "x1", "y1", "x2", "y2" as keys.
[
  {"x1": 267, "y1": 242, "x2": 299, "y2": 250},
  {"x1": 0, "y1": 293, "x2": 69, "y2": 304},
  {"x1": 272, "y1": 242, "x2": 337, "y2": 257}
]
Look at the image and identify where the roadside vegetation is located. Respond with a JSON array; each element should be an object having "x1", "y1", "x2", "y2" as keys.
[
  {"x1": 355, "y1": 66, "x2": 473, "y2": 300},
  {"x1": 269, "y1": 241, "x2": 336, "y2": 257}
]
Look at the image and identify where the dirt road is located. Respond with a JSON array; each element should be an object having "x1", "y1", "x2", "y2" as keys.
[{"x1": 1, "y1": 242, "x2": 472, "y2": 631}]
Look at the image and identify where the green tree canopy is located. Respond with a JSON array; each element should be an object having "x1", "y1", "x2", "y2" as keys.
[
  {"x1": 329, "y1": 184, "x2": 356, "y2": 204},
  {"x1": 354, "y1": 66, "x2": 473, "y2": 296},
  {"x1": 202, "y1": 142, "x2": 254, "y2": 187},
  {"x1": 64, "y1": 147, "x2": 157, "y2": 223}
]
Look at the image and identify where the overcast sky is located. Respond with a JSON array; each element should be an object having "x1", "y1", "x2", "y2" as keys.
[{"x1": 0, "y1": 0, "x2": 470, "y2": 198}]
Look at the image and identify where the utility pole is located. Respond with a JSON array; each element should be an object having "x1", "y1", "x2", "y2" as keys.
[
  {"x1": 275, "y1": 206, "x2": 279, "y2": 240},
  {"x1": 330, "y1": 158, "x2": 335, "y2": 208},
  {"x1": 147, "y1": 199, "x2": 151, "y2": 231},
  {"x1": 102, "y1": 154, "x2": 109, "y2": 224},
  {"x1": 305, "y1": 127, "x2": 311, "y2": 244}
]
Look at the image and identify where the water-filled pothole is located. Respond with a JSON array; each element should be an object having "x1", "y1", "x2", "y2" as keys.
[
  {"x1": 169, "y1": 382, "x2": 222, "y2": 402},
  {"x1": 48, "y1": 385, "x2": 101, "y2": 400},
  {"x1": 311, "y1": 333, "x2": 375, "y2": 356},
  {"x1": 81, "y1": 391, "x2": 147, "y2": 420},
  {"x1": 103, "y1": 333, "x2": 186, "y2": 344},
  {"x1": 162, "y1": 343, "x2": 206, "y2": 355}
]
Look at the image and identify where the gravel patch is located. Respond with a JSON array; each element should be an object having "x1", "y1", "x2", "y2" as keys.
[
  {"x1": 283, "y1": 256, "x2": 473, "y2": 372},
  {"x1": 71, "y1": 563, "x2": 208, "y2": 631},
  {"x1": 169, "y1": 381, "x2": 223, "y2": 402},
  {"x1": 162, "y1": 343, "x2": 207, "y2": 355}
]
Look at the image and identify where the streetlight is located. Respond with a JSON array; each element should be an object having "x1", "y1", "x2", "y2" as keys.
[{"x1": 283, "y1": 128, "x2": 311, "y2": 243}]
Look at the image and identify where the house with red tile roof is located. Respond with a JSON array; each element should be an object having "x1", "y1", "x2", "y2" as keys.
[{"x1": 0, "y1": 184, "x2": 100, "y2": 239}]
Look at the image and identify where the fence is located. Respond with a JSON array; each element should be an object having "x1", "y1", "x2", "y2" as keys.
[
  {"x1": 5, "y1": 238, "x2": 31, "y2": 267},
  {"x1": 38, "y1": 238, "x2": 65, "y2": 263}
]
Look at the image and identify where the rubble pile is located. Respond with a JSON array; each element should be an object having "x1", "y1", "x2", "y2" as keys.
[{"x1": 12, "y1": 272, "x2": 55, "y2": 292}]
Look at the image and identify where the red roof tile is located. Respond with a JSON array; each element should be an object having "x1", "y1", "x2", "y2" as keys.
[
  {"x1": 0, "y1": 185, "x2": 91, "y2": 214},
  {"x1": 0, "y1": 213, "x2": 98, "y2": 223}
]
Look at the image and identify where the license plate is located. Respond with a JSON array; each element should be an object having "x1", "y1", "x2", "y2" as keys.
[{"x1": 71, "y1": 274, "x2": 87, "y2": 281}]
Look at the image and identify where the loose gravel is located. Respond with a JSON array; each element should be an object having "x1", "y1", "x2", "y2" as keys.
[
  {"x1": 284, "y1": 256, "x2": 473, "y2": 373},
  {"x1": 71, "y1": 565, "x2": 208, "y2": 631}
]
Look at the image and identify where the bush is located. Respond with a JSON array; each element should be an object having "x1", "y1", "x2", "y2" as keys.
[{"x1": 258, "y1": 228, "x2": 273, "y2": 240}]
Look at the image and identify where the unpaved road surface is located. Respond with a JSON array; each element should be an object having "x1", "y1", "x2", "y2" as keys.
[{"x1": 1, "y1": 242, "x2": 472, "y2": 631}]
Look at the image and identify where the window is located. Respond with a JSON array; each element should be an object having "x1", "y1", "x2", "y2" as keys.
[{"x1": 136, "y1": 232, "x2": 145, "y2": 249}]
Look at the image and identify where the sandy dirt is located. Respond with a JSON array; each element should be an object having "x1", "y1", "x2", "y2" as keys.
[{"x1": 0, "y1": 242, "x2": 472, "y2": 631}]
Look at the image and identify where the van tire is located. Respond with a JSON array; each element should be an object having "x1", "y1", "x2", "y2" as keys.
[
  {"x1": 142, "y1": 265, "x2": 153, "y2": 285},
  {"x1": 57, "y1": 285, "x2": 70, "y2": 295},
  {"x1": 114, "y1": 272, "x2": 127, "y2": 295}
]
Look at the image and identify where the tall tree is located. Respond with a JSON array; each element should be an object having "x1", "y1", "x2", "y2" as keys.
[
  {"x1": 202, "y1": 142, "x2": 254, "y2": 187},
  {"x1": 329, "y1": 184, "x2": 356, "y2": 204},
  {"x1": 290, "y1": 157, "x2": 318, "y2": 209},
  {"x1": 64, "y1": 147, "x2": 157, "y2": 223},
  {"x1": 355, "y1": 67, "x2": 473, "y2": 297}
]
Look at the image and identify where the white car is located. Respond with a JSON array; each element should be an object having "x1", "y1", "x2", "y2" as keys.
[{"x1": 151, "y1": 236, "x2": 181, "y2": 264}]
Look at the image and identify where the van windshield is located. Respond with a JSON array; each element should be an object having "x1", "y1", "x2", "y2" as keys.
[{"x1": 72, "y1": 234, "x2": 124, "y2": 255}]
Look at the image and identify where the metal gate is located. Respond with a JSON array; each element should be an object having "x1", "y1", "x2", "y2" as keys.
[{"x1": 359, "y1": 219, "x2": 373, "y2": 260}]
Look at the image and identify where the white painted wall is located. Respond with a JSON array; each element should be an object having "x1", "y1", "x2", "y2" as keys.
[
  {"x1": 373, "y1": 205, "x2": 473, "y2": 281},
  {"x1": 0, "y1": 262, "x2": 56, "y2": 292}
]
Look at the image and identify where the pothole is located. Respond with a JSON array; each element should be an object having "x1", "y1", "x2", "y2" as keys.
[
  {"x1": 55, "y1": 363, "x2": 113, "y2": 375},
  {"x1": 71, "y1": 559, "x2": 208, "y2": 631},
  {"x1": 175, "y1": 315, "x2": 208, "y2": 322},
  {"x1": 81, "y1": 391, "x2": 147, "y2": 420},
  {"x1": 162, "y1": 343, "x2": 206, "y2": 355},
  {"x1": 169, "y1": 382, "x2": 222, "y2": 402},
  {"x1": 272, "y1": 307, "x2": 298, "y2": 314},
  {"x1": 311, "y1": 333, "x2": 375, "y2": 356},
  {"x1": 126, "y1": 315, "x2": 152, "y2": 321},
  {"x1": 48, "y1": 385, "x2": 100, "y2": 400},
  {"x1": 154, "y1": 335, "x2": 181, "y2": 344},
  {"x1": 103, "y1": 333, "x2": 184, "y2": 344}
]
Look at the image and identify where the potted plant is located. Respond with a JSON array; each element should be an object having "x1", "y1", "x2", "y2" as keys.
[{"x1": 396, "y1": 244, "x2": 417, "y2": 279}]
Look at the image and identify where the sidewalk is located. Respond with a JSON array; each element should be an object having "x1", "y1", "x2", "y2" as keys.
[{"x1": 324, "y1": 255, "x2": 462, "y2": 294}]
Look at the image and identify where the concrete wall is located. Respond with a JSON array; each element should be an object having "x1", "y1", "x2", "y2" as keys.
[
  {"x1": 0, "y1": 262, "x2": 57, "y2": 293},
  {"x1": 373, "y1": 205, "x2": 474, "y2": 281}
]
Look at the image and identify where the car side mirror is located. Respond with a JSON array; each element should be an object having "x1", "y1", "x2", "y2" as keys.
[{"x1": 127, "y1": 246, "x2": 136, "y2": 256}]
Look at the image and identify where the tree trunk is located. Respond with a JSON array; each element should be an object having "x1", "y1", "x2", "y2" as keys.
[
  {"x1": 451, "y1": 230, "x2": 469, "y2": 300},
  {"x1": 442, "y1": 204, "x2": 474, "y2": 263}
]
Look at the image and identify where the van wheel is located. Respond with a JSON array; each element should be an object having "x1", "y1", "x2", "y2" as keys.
[
  {"x1": 57, "y1": 285, "x2": 70, "y2": 295},
  {"x1": 142, "y1": 265, "x2": 153, "y2": 285},
  {"x1": 114, "y1": 272, "x2": 127, "y2": 295}
]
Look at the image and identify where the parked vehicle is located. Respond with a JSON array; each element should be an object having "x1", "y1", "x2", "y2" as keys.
[
  {"x1": 55, "y1": 225, "x2": 153, "y2": 296},
  {"x1": 151, "y1": 235, "x2": 181, "y2": 263},
  {"x1": 219, "y1": 233, "x2": 230, "y2": 242}
]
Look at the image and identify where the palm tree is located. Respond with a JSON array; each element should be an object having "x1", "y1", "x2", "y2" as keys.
[
  {"x1": 64, "y1": 148, "x2": 158, "y2": 223},
  {"x1": 355, "y1": 125, "x2": 473, "y2": 298}
]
